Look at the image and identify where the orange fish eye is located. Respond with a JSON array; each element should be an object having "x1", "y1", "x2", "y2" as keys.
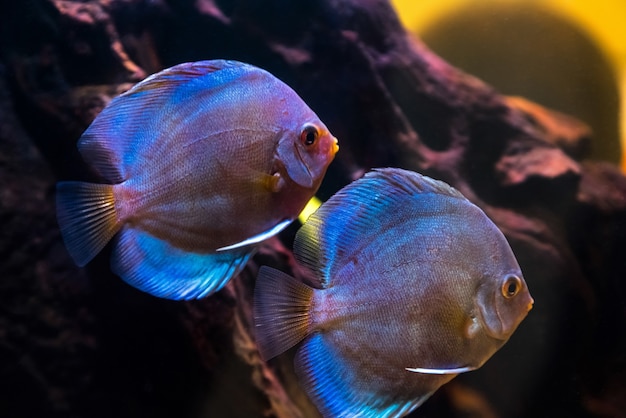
[
  {"x1": 501, "y1": 275, "x2": 522, "y2": 299},
  {"x1": 300, "y1": 124, "x2": 319, "y2": 147}
]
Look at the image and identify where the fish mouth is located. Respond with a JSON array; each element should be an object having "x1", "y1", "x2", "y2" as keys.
[{"x1": 330, "y1": 137, "x2": 339, "y2": 155}]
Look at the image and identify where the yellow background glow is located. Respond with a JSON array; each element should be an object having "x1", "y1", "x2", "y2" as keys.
[
  {"x1": 391, "y1": 0, "x2": 626, "y2": 169},
  {"x1": 298, "y1": 196, "x2": 322, "y2": 224}
]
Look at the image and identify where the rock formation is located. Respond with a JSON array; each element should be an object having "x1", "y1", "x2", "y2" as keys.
[{"x1": 1, "y1": 1, "x2": 624, "y2": 417}]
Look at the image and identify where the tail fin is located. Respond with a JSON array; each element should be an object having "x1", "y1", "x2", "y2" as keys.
[
  {"x1": 56, "y1": 181, "x2": 120, "y2": 267},
  {"x1": 253, "y1": 266, "x2": 314, "y2": 361}
]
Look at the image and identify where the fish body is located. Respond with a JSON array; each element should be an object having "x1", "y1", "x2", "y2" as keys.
[
  {"x1": 57, "y1": 60, "x2": 338, "y2": 300},
  {"x1": 254, "y1": 168, "x2": 533, "y2": 418}
]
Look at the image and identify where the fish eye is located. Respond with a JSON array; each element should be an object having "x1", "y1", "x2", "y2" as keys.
[
  {"x1": 501, "y1": 275, "x2": 522, "y2": 299},
  {"x1": 300, "y1": 124, "x2": 319, "y2": 147}
]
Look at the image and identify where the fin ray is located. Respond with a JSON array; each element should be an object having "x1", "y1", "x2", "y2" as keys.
[
  {"x1": 56, "y1": 181, "x2": 120, "y2": 266},
  {"x1": 295, "y1": 333, "x2": 426, "y2": 418},
  {"x1": 78, "y1": 60, "x2": 251, "y2": 183},
  {"x1": 112, "y1": 227, "x2": 252, "y2": 300},
  {"x1": 253, "y1": 266, "x2": 313, "y2": 360}
]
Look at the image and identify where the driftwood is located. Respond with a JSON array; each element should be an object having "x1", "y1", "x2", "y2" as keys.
[{"x1": 1, "y1": 0, "x2": 625, "y2": 417}]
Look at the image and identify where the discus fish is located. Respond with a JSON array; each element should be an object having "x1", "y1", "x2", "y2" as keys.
[
  {"x1": 254, "y1": 168, "x2": 533, "y2": 418},
  {"x1": 57, "y1": 60, "x2": 338, "y2": 300}
]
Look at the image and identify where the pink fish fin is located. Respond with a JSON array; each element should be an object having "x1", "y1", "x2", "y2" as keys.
[
  {"x1": 78, "y1": 60, "x2": 247, "y2": 182},
  {"x1": 253, "y1": 266, "x2": 313, "y2": 361},
  {"x1": 111, "y1": 226, "x2": 252, "y2": 300},
  {"x1": 216, "y1": 219, "x2": 292, "y2": 252},
  {"x1": 56, "y1": 181, "x2": 120, "y2": 267},
  {"x1": 275, "y1": 138, "x2": 314, "y2": 188},
  {"x1": 295, "y1": 332, "x2": 431, "y2": 418}
]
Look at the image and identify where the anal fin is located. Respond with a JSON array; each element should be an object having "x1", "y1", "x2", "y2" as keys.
[
  {"x1": 295, "y1": 333, "x2": 428, "y2": 418},
  {"x1": 111, "y1": 227, "x2": 252, "y2": 300}
]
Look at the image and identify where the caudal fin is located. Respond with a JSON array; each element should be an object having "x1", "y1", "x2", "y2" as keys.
[
  {"x1": 253, "y1": 266, "x2": 314, "y2": 361},
  {"x1": 56, "y1": 181, "x2": 120, "y2": 267}
]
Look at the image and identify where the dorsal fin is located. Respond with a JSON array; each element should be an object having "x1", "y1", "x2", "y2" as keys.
[
  {"x1": 294, "y1": 168, "x2": 468, "y2": 288},
  {"x1": 77, "y1": 60, "x2": 257, "y2": 183},
  {"x1": 126, "y1": 60, "x2": 246, "y2": 95}
]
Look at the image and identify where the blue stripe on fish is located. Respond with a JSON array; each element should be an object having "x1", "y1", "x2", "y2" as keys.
[{"x1": 112, "y1": 227, "x2": 253, "y2": 300}]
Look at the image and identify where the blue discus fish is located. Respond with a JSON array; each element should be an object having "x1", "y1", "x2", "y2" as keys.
[
  {"x1": 56, "y1": 60, "x2": 338, "y2": 300},
  {"x1": 254, "y1": 168, "x2": 533, "y2": 418}
]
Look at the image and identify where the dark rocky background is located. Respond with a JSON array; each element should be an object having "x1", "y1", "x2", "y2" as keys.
[{"x1": 1, "y1": 0, "x2": 625, "y2": 417}]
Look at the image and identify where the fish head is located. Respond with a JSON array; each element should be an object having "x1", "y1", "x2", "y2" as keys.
[
  {"x1": 276, "y1": 120, "x2": 338, "y2": 189},
  {"x1": 414, "y1": 198, "x2": 534, "y2": 370},
  {"x1": 427, "y1": 215, "x2": 532, "y2": 371},
  {"x1": 418, "y1": 199, "x2": 532, "y2": 347},
  {"x1": 474, "y1": 232, "x2": 533, "y2": 342},
  {"x1": 476, "y1": 270, "x2": 533, "y2": 342}
]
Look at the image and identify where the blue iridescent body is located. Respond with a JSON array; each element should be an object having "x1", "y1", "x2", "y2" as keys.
[
  {"x1": 254, "y1": 168, "x2": 533, "y2": 418},
  {"x1": 56, "y1": 60, "x2": 338, "y2": 299}
]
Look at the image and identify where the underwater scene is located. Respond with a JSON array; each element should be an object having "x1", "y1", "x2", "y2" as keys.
[{"x1": 1, "y1": 0, "x2": 625, "y2": 417}]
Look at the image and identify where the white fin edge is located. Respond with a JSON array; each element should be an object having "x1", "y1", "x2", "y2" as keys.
[
  {"x1": 405, "y1": 366, "x2": 476, "y2": 375},
  {"x1": 216, "y1": 218, "x2": 292, "y2": 252}
]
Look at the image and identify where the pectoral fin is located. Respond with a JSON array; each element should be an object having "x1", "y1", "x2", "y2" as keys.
[{"x1": 261, "y1": 172, "x2": 284, "y2": 193}]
